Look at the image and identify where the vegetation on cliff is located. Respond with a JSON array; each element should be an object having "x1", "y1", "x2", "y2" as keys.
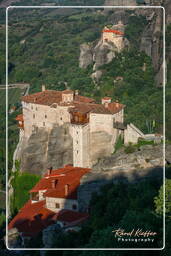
[{"x1": 10, "y1": 170, "x2": 40, "y2": 214}]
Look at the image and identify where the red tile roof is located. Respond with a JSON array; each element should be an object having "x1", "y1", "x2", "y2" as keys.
[
  {"x1": 102, "y1": 29, "x2": 124, "y2": 35},
  {"x1": 21, "y1": 89, "x2": 124, "y2": 115},
  {"x1": 22, "y1": 90, "x2": 94, "y2": 105},
  {"x1": 107, "y1": 102, "x2": 125, "y2": 114},
  {"x1": 69, "y1": 102, "x2": 111, "y2": 115},
  {"x1": 62, "y1": 89, "x2": 74, "y2": 94},
  {"x1": 8, "y1": 200, "x2": 89, "y2": 237},
  {"x1": 52, "y1": 209, "x2": 89, "y2": 225},
  {"x1": 69, "y1": 101, "x2": 124, "y2": 115},
  {"x1": 8, "y1": 166, "x2": 90, "y2": 236},
  {"x1": 30, "y1": 166, "x2": 90, "y2": 200},
  {"x1": 8, "y1": 200, "x2": 56, "y2": 236}
]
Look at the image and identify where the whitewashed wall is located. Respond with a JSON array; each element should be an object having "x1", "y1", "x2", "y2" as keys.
[{"x1": 46, "y1": 197, "x2": 78, "y2": 212}]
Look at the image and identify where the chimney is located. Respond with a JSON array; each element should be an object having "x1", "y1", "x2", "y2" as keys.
[
  {"x1": 47, "y1": 167, "x2": 53, "y2": 176},
  {"x1": 51, "y1": 179, "x2": 58, "y2": 189},
  {"x1": 42, "y1": 85, "x2": 46, "y2": 92},
  {"x1": 115, "y1": 100, "x2": 119, "y2": 108},
  {"x1": 102, "y1": 97, "x2": 112, "y2": 107},
  {"x1": 65, "y1": 184, "x2": 69, "y2": 197},
  {"x1": 75, "y1": 90, "x2": 79, "y2": 96}
]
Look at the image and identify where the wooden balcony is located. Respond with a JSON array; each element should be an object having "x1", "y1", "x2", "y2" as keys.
[
  {"x1": 71, "y1": 118, "x2": 89, "y2": 125},
  {"x1": 70, "y1": 112, "x2": 89, "y2": 125}
]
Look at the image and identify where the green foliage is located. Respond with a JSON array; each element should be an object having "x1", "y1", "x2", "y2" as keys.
[
  {"x1": 49, "y1": 179, "x2": 163, "y2": 249},
  {"x1": 11, "y1": 171, "x2": 40, "y2": 213},
  {"x1": 99, "y1": 48, "x2": 162, "y2": 133},
  {"x1": 124, "y1": 143, "x2": 136, "y2": 154},
  {"x1": 154, "y1": 179, "x2": 171, "y2": 218},
  {"x1": 114, "y1": 135, "x2": 124, "y2": 152},
  {"x1": 125, "y1": 15, "x2": 148, "y2": 47}
]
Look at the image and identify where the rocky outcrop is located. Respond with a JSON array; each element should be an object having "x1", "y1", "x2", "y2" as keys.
[
  {"x1": 91, "y1": 70, "x2": 103, "y2": 84},
  {"x1": 42, "y1": 223, "x2": 62, "y2": 248},
  {"x1": 92, "y1": 40, "x2": 117, "y2": 70},
  {"x1": 79, "y1": 34, "x2": 129, "y2": 72},
  {"x1": 20, "y1": 124, "x2": 73, "y2": 175},
  {"x1": 78, "y1": 143, "x2": 167, "y2": 212},
  {"x1": 7, "y1": 228, "x2": 22, "y2": 249},
  {"x1": 79, "y1": 43, "x2": 94, "y2": 69}
]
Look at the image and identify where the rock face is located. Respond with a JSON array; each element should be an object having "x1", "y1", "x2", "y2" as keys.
[
  {"x1": 140, "y1": 8, "x2": 163, "y2": 82},
  {"x1": 20, "y1": 124, "x2": 73, "y2": 175},
  {"x1": 42, "y1": 223, "x2": 62, "y2": 248},
  {"x1": 7, "y1": 228, "x2": 22, "y2": 248},
  {"x1": 78, "y1": 144, "x2": 166, "y2": 212},
  {"x1": 91, "y1": 70, "x2": 103, "y2": 84},
  {"x1": 79, "y1": 37, "x2": 129, "y2": 72},
  {"x1": 92, "y1": 40, "x2": 118, "y2": 70},
  {"x1": 79, "y1": 43, "x2": 94, "y2": 69}
]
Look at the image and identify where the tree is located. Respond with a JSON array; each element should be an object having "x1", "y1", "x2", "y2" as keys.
[{"x1": 154, "y1": 179, "x2": 171, "y2": 218}]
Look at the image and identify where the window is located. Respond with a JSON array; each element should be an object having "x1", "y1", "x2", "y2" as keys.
[
  {"x1": 77, "y1": 150, "x2": 78, "y2": 154},
  {"x1": 76, "y1": 131, "x2": 78, "y2": 134},
  {"x1": 72, "y1": 204, "x2": 77, "y2": 210},
  {"x1": 55, "y1": 203, "x2": 60, "y2": 208},
  {"x1": 60, "y1": 117, "x2": 62, "y2": 120},
  {"x1": 33, "y1": 114, "x2": 35, "y2": 119},
  {"x1": 45, "y1": 114, "x2": 47, "y2": 119},
  {"x1": 36, "y1": 107, "x2": 38, "y2": 111},
  {"x1": 31, "y1": 106, "x2": 33, "y2": 110},
  {"x1": 76, "y1": 141, "x2": 78, "y2": 144},
  {"x1": 43, "y1": 122, "x2": 45, "y2": 126}
]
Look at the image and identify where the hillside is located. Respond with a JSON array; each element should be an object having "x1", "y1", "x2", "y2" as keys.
[
  {"x1": 0, "y1": 0, "x2": 169, "y2": 204},
  {"x1": 3, "y1": 7, "x2": 164, "y2": 134},
  {"x1": 0, "y1": 0, "x2": 170, "y2": 252}
]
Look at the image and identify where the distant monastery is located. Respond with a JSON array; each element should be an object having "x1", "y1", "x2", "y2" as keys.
[{"x1": 16, "y1": 86, "x2": 147, "y2": 169}]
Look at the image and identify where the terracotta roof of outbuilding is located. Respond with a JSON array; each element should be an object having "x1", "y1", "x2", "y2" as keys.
[
  {"x1": 30, "y1": 166, "x2": 90, "y2": 200},
  {"x1": 8, "y1": 200, "x2": 56, "y2": 236},
  {"x1": 8, "y1": 200, "x2": 89, "y2": 237}
]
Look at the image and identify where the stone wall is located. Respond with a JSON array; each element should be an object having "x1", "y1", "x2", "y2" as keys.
[
  {"x1": 124, "y1": 123, "x2": 145, "y2": 144},
  {"x1": 72, "y1": 123, "x2": 90, "y2": 168},
  {"x1": 46, "y1": 197, "x2": 78, "y2": 212},
  {"x1": 22, "y1": 101, "x2": 71, "y2": 139}
]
